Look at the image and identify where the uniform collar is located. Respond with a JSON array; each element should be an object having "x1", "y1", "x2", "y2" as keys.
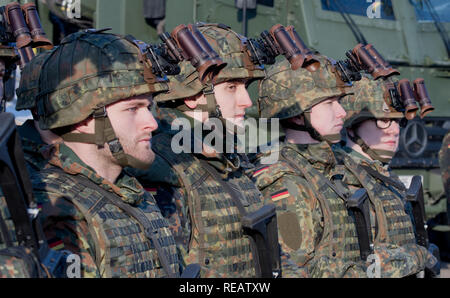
[
  {"x1": 45, "y1": 143, "x2": 146, "y2": 205},
  {"x1": 286, "y1": 141, "x2": 337, "y2": 173},
  {"x1": 157, "y1": 107, "x2": 253, "y2": 175}
]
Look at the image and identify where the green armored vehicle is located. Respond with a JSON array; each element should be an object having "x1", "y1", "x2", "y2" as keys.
[{"x1": 31, "y1": 0, "x2": 450, "y2": 259}]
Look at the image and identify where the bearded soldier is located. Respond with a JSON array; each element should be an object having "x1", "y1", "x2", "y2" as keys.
[
  {"x1": 27, "y1": 29, "x2": 206, "y2": 278},
  {"x1": 129, "y1": 23, "x2": 281, "y2": 278},
  {"x1": 333, "y1": 76, "x2": 440, "y2": 277}
]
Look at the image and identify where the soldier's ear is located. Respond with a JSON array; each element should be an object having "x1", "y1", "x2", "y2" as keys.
[
  {"x1": 347, "y1": 128, "x2": 355, "y2": 138},
  {"x1": 183, "y1": 94, "x2": 204, "y2": 109},
  {"x1": 290, "y1": 115, "x2": 304, "y2": 126},
  {"x1": 73, "y1": 116, "x2": 94, "y2": 134}
]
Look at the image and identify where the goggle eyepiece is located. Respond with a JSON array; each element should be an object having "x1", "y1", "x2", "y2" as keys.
[
  {"x1": 398, "y1": 79, "x2": 419, "y2": 120},
  {"x1": 413, "y1": 78, "x2": 434, "y2": 118},
  {"x1": 170, "y1": 24, "x2": 225, "y2": 83}
]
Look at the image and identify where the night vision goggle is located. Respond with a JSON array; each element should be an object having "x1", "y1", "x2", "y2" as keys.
[
  {"x1": 127, "y1": 23, "x2": 227, "y2": 84},
  {"x1": 0, "y1": 2, "x2": 54, "y2": 68},
  {"x1": 385, "y1": 77, "x2": 434, "y2": 120},
  {"x1": 247, "y1": 24, "x2": 321, "y2": 72},
  {"x1": 336, "y1": 43, "x2": 400, "y2": 83}
]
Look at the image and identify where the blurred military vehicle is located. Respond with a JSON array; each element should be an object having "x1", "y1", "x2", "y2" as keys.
[{"x1": 31, "y1": 0, "x2": 450, "y2": 259}]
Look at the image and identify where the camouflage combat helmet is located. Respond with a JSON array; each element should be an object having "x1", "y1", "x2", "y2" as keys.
[
  {"x1": 259, "y1": 55, "x2": 350, "y2": 143},
  {"x1": 35, "y1": 30, "x2": 168, "y2": 129},
  {"x1": 33, "y1": 29, "x2": 169, "y2": 169},
  {"x1": 341, "y1": 76, "x2": 404, "y2": 129},
  {"x1": 155, "y1": 23, "x2": 266, "y2": 117},
  {"x1": 15, "y1": 49, "x2": 54, "y2": 113},
  {"x1": 341, "y1": 76, "x2": 404, "y2": 163}
]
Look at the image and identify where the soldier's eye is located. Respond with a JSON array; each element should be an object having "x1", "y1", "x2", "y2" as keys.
[{"x1": 227, "y1": 84, "x2": 237, "y2": 91}]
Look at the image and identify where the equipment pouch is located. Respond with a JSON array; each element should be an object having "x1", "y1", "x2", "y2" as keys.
[{"x1": 242, "y1": 204, "x2": 282, "y2": 278}]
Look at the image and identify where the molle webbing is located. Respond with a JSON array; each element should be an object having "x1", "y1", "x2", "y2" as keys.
[
  {"x1": 38, "y1": 167, "x2": 179, "y2": 278},
  {"x1": 152, "y1": 132, "x2": 263, "y2": 277},
  {"x1": 341, "y1": 155, "x2": 416, "y2": 246},
  {"x1": 0, "y1": 207, "x2": 13, "y2": 248},
  {"x1": 280, "y1": 146, "x2": 361, "y2": 263}
]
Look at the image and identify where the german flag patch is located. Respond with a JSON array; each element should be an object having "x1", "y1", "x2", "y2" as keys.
[
  {"x1": 48, "y1": 238, "x2": 64, "y2": 250},
  {"x1": 145, "y1": 187, "x2": 157, "y2": 196},
  {"x1": 271, "y1": 189, "x2": 290, "y2": 202},
  {"x1": 252, "y1": 166, "x2": 269, "y2": 177}
]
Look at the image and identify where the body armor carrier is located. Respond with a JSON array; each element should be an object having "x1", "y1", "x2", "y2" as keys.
[
  {"x1": 151, "y1": 132, "x2": 280, "y2": 277},
  {"x1": 37, "y1": 167, "x2": 180, "y2": 278},
  {"x1": 278, "y1": 146, "x2": 362, "y2": 268},
  {"x1": 334, "y1": 150, "x2": 416, "y2": 247}
]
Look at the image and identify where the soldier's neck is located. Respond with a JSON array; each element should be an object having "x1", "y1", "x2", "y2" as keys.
[
  {"x1": 346, "y1": 138, "x2": 373, "y2": 161},
  {"x1": 285, "y1": 128, "x2": 319, "y2": 145},
  {"x1": 64, "y1": 141, "x2": 122, "y2": 183}
]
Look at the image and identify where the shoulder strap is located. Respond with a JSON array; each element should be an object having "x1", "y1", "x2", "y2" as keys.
[
  {"x1": 360, "y1": 165, "x2": 406, "y2": 192},
  {"x1": 151, "y1": 132, "x2": 209, "y2": 266},
  {"x1": 199, "y1": 159, "x2": 248, "y2": 216},
  {"x1": 280, "y1": 146, "x2": 347, "y2": 201},
  {"x1": 0, "y1": 208, "x2": 12, "y2": 247}
]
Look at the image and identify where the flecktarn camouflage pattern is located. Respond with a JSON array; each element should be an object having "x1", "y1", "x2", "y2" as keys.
[
  {"x1": 35, "y1": 30, "x2": 168, "y2": 129},
  {"x1": 439, "y1": 132, "x2": 450, "y2": 200},
  {"x1": 15, "y1": 50, "x2": 54, "y2": 112},
  {"x1": 141, "y1": 108, "x2": 267, "y2": 277},
  {"x1": 258, "y1": 55, "x2": 348, "y2": 119},
  {"x1": 251, "y1": 141, "x2": 365, "y2": 277},
  {"x1": 31, "y1": 143, "x2": 180, "y2": 277},
  {"x1": 341, "y1": 76, "x2": 404, "y2": 129},
  {"x1": 333, "y1": 144, "x2": 438, "y2": 277}
]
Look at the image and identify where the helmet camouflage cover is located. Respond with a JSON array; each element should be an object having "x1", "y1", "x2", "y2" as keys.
[
  {"x1": 258, "y1": 55, "x2": 349, "y2": 119},
  {"x1": 35, "y1": 30, "x2": 168, "y2": 129},
  {"x1": 155, "y1": 23, "x2": 266, "y2": 103},
  {"x1": 341, "y1": 76, "x2": 404, "y2": 129},
  {"x1": 16, "y1": 49, "x2": 54, "y2": 112}
]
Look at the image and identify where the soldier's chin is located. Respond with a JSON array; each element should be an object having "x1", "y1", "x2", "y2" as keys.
[{"x1": 131, "y1": 151, "x2": 155, "y2": 169}]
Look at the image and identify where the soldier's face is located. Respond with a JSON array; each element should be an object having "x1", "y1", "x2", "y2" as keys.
[
  {"x1": 355, "y1": 119, "x2": 400, "y2": 156},
  {"x1": 106, "y1": 95, "x2": 158, "y2": 166},
  {"x1": 214, "y1": 79, "x2": 253, "y2": 127},
  {"x1": 310, "y1": 97, "x2": 346, "y2": 142}
]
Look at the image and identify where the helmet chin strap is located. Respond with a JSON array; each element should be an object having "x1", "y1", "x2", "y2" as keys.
[
  {"x1": 283, "y1": 112, "x2": 341, "y2": 144},
  {"x1": 60, "y1": 107, "x2": 151, "y2": 170},
  {"x1": 347, "y1": 131, "x2": 395, "y2": 164},
  {"x1": 176, "y1": 83, "x2": 247, "y2": 168},
  {"x1": 177, "y1": 83, "x2": 223, "y2": 118}
]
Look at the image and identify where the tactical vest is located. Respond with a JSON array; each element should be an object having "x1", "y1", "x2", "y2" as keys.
[
  {"x1": 278, "y1": 146, "x2": 362, "y2": 266},
  {"x1": 37, "y1": 167, "x2": 180, "y2": 278},
  {"x1": 152, "y1": 133, "x2": 265, "y2": 277},
  {"x1": 335, "y1": 150, "x2": 416, "y2": 247}
]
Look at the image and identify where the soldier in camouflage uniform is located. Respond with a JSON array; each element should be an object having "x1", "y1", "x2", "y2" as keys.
[
  {"x1": 252, "y1": 56, "x2": 437, "y2": 277},
  {"x1": 128, "y1": 23, "x2": 280, "y2": 278},
  {"x1": 333, "y1": 76, "x2": 440, "y2": 277},
  {"x1": 26, "y1": 30, "x2": 195, "y2": 278},
  {"x1": 14, "y1": 49, "x2": 62, "y2": 174},
  {"x1": 0, "y1": 46, "x2": 49, "y2": 278},
  {"x1": 251, "y1": 56, "x2": 367, "y2": 277},
  {"x1": 440, "y1": 132, "x2": 450, "y2": 201}
]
